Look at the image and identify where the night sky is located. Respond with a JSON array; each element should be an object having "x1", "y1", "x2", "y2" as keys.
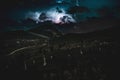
[
  {"x1": 0, "y1": 1, "x2": 120, "y2": 79},
  {"x1": 0, "y1": 0, "x2": 120, "y2": 32}
]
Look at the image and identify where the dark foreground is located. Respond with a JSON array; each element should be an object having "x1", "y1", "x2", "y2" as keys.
[{"x1": 0, "y1": 26, "x2": 120, "y2": 80}]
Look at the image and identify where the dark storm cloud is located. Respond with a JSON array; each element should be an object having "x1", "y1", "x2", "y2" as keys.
[{"x1": 0, "y1": 0, "x2": 120, "y2": 32}]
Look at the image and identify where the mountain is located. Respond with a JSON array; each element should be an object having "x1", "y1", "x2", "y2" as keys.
[{"x1": 0, "y1": 23, "x2": 119, "y2": 80}]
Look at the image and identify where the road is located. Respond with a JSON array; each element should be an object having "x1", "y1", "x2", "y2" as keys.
[
  {"x1": 28, "y1": 32, "x2": 50, "y2": 39},
  {"x1": 8, "y1": 43, "x2": 47, "y2": 56}
]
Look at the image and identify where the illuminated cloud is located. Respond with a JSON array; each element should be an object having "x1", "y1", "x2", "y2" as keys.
[{"x1": 26, "y1": 7, "x2": 76, "y2": 24}]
